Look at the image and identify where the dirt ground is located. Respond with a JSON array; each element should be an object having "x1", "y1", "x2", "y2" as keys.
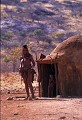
[
  {"x1": 1, "y1": 73, "x2": 82, "y2": 120},
  {"x1": 1, "y1": 94, "x2": 82, "y2": 120}
]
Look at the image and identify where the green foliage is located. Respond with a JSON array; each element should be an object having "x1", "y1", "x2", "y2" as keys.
[
  {"x1": 33, "y1": 29, "x2": 43, "y2": 36},
  {"x1": 13, "y1": 0, "x2": 19, "y2": 3},
  {"x1": 2, "y1": 47, "x2": 22, "y2": 62},
  {"x1": 42, "y1": 39, "x2": 51, "y2": 44},
  {"x1": 51, "y1": 31, "x2": 64, "y2": 39},
  {"x1": 8, "y1": 48, "x2": 22, "y2": 62},
  {"x1": 1, "y1": 31, "x2": 14, "y2": 40},
  {"x1": 3, "y1": 57, "x2": 10, "y2": 63},
  {"x1": 19, "y1": 31, "x2": 26, "y2": 37},
  {"x1": 2, "y1": 47, "x2": 22, "y2": 72}
]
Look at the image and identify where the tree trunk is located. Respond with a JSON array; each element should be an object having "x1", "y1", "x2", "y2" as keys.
[{"x1": 12, "y1": 61, "x2": 16, "y2": 72}]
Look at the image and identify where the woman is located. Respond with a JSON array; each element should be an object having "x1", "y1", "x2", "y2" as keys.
[{"x1": 20, "y1": 45, "x2": 35, "y2": 99}]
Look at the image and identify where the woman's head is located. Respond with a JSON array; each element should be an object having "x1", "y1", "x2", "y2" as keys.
[
  {"x1": 23, "y1": 45, "x2": 28, "y2": 49},
  {"x1": 22, "y1": 45, "x2": 29, "y2": 57}
]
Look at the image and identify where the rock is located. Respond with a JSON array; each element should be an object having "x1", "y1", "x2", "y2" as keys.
[
  {"x1": 28, "y1": 97, "x2": 33, "y2": 101},
  {"x1": 34, "y1": 7, "x2": 54, "y2": 16},
  {"x1": 14, "y1": 113, "x2": 18, "y2": 115},
  {"x1": 7, "y1": 90, "x2": 10, "y2": 94},
  {"x1": 7, "y1": 97, "x2": 13, "y2": 100},
  {"x1": 56, "y1": 95, "x2": 62, "y2": 98},
  {"x1": 60, "y1": 116, "x2": 66, "y2": 119}
]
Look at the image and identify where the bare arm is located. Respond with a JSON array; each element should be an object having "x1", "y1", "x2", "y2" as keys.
[{"x1": 31, "y1": 55, "x2": 35, "y2": 67}]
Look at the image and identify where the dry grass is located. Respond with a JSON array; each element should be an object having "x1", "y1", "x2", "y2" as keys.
[
  {"x1": 1, "y1": 4, "x2": 16, "y2": 11},
  {"x1": 1, "y1": 72, "x2": 38, "y2": 93}
]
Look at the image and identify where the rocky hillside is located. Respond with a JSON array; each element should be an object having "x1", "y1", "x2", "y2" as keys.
[{"x1": 1, "y1": 0, "x2": 82, "y2": 72}]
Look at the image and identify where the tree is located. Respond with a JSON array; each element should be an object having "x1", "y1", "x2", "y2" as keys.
[
  {"x1": 2, "y1": 47, "x2": 22, "y2": 72},
  {"x1": 8, "y1": 47, "x2": 22, "y2": 72},
  {"x1": 2, "y1": 57, "x2": 11, "y2": 73}
]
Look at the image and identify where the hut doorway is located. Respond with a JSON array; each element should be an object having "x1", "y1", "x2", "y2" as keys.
[{"x1": 40, "y1": 63, "x2": 58, "y2": 98}]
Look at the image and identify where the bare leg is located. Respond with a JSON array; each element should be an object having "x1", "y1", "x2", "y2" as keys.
[
  {"x1": 24, "y1": 78, "x2": 29, "y2": 98},
  {"x1": 28, "y1": 73, "x2": 34, "y2": 98},
  {"x1": 29, "y1": 82, "x2": 34, "y2": 98}
]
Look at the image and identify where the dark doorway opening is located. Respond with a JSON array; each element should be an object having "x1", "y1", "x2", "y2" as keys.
[
  {"x1": 48, "y1": 64, "x2": 56, "y2": 97},
  {"x1": 41, "y1": 63, "x2": 58, "y2": 97}
]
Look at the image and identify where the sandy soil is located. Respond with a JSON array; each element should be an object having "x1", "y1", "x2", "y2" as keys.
[
  {"x1": 1, "y1": 73, "x2": 82, "y2": 120},
  {"x1": 1, "y1": 94, "x2": 82, "y2": 120}
]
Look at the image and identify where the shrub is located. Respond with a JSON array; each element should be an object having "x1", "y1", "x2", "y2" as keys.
[
  {"x1": 52, "y1": 31, "x2": 65, "y2": 39},
  {"x1": 3, "y1": 57, "x2": 10, "y2": 63},
  {"x1": 1, "y1": 31, "x2": 14, "y2": 40},
  {"x1": 33, "y1": 29, "x2": 43, "y2": 36},
  {"x1": 19, "y1": 31, "x2": 26, "y2": 37}
]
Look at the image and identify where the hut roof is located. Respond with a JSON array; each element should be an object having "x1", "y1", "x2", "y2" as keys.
[{"x1": 37, "y1": 35, "x2": 82, "y2": 64}]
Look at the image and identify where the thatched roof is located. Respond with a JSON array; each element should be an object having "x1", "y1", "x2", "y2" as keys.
[{"x1": 38, "y1": 35, "x2": 82, "y2": 64}]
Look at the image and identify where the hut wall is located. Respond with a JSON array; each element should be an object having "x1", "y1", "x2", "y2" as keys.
[{"x1": 58, "y1": 61, "x2": 82, "y2": 96}]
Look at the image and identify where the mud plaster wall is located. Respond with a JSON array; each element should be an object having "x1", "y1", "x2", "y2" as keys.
[{"x1": 58, "y1": 55, "x2": 82, "y2": 96}]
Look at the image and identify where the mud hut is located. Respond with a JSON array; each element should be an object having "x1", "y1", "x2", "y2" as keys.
[{"x1": 37, "y1": 35, "x2": 82, "y2": 97}]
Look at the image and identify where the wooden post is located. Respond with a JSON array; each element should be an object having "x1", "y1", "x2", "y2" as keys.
[
  {"x1": 37, "y1": 63, "x2": 41, "y2": 97},
  {"x1": 39, "y1": 80, "x2": 40, "y2": 97},
  {"x1": 54, "y1": 63, "x2": 58, "y2": 96}
]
